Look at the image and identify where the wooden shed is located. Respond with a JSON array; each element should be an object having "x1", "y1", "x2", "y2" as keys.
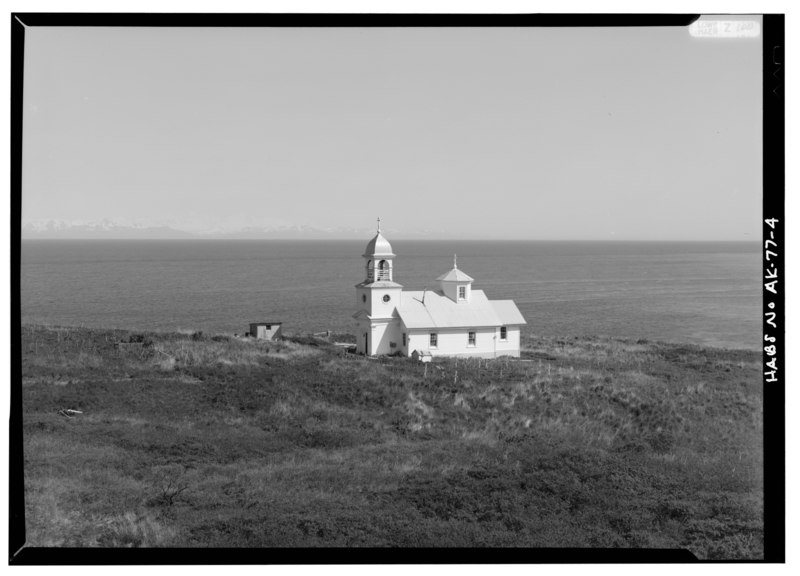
[
  {"x1": 249, "y1": 322, "x2": 282, "y2": 340},
  {"x1": 411, "y1": 349, "x2": 432, "y2": 363}
]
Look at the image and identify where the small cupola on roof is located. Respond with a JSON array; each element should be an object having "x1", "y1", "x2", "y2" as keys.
[
  {"x1": 363, "y1": 217, "x2": 396, "y2": 283},
  {"x1": 437, "y1": 254, "x2": 474, "y2": 302}
]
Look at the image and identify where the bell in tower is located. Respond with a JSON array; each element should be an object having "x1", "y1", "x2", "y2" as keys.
[{"x1": 362, "y1": 217, "x2": 396, "y2": 283}]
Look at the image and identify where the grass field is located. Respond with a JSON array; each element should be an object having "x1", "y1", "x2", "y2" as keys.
[{"x1": 19, "y1": 324, "x2": 763, "y2": 557}]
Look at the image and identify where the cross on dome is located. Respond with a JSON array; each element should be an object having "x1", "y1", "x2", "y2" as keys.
[{"x1": 362, "y1": 218, "x2": 395, "y2": 259}]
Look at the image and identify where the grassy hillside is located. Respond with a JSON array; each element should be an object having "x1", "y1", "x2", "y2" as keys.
[{"x1": 19, "y1": 325, "x2": 763, "y2": 557}]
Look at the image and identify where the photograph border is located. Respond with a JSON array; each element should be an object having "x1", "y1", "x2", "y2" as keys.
[{"x1": 8, "y1": 11, "x2": 784, "y2": 565}]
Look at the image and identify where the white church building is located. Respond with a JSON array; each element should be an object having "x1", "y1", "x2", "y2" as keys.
[{"x1": 353, "y1": 221, "x2": 526, "y2": 358}]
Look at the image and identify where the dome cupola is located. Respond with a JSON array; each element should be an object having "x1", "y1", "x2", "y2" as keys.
[
  {"x1": 362, "y1": 218, "x2": 397, "y2": 283},
  {"x1": 362, "y1": 217, "x2": 395, "y2": 258},
  {"x1": 437, "y1": 254, "x2": 474, "y2": 302}
]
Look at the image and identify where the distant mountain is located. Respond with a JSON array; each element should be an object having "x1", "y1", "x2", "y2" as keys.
[
  {"x1": 210, "y1": 225, "x2": 443, "y2": 239},
  {"x1": 22, "y1": 219, "x2": 194, "y2": 239},
  {"x1": 212, "y1": 224, "x2": 363, "y2": 239},
  {"x1": 21, "y1": 219, "x2": 446, "y2": 240}
]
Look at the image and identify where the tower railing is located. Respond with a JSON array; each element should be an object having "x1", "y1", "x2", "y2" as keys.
[{"x1": 368, "y1": 269, "x2": 392, "y2": 281}]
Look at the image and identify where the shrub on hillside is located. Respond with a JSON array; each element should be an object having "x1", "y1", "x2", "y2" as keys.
[{"x1": 97, "y1": 512, "x2": 175, "y2": 547}]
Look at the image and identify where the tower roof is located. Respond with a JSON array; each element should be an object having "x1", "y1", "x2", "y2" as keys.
[
  {"x1": 436, "y1": 255, "x2": 473, "y2": 282},
  {"x1": 362, "y1": 232, "x2": 395, "y2": 258},
  {"x1": 362, "y1": 217, "x2": 395, "y2": 258},
  {"x1": 436, "y1": 254, "x2": 473, "y2": 282},
  {"x1": 436, "y1": 268, "x2": 474, "y2": 282}
]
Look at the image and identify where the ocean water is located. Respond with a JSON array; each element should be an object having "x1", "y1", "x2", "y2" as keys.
[{"x1": 20, "y1": 240, "x2": 762, "y2": 350}]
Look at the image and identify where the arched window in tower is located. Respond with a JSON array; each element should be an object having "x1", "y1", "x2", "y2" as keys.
[
  {"x1": 366, "y1": 260, "x2": 373, "y2": 281},
  {"x1": 377, "y1": 259, "x2": 389, "y2": 281}
]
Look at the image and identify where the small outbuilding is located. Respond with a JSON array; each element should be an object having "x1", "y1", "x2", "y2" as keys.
[
  {"x1": 249, "y1": 322, "x2": 282, "y2": 340},
  {"x1": 411, "y1": 350, "x2": 433, "y2": 363}
]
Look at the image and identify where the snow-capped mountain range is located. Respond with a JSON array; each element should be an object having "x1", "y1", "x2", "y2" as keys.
[
  {"x1": 22, "y1": 219, "x2": 193, "y2": 239},
  {"x1": 21, "y1": 219, "x2": 445, "y2": 240}
]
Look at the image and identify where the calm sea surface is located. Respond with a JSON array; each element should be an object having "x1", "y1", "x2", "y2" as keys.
[{"x1": 20, "y1": 240, "x2": 761, "y2": 350}]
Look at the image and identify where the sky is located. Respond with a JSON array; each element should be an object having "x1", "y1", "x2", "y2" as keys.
[{"x1": 21, "y1": 18, "x2": 763, "y2": 240}]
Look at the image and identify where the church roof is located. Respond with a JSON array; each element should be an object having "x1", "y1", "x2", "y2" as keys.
[
  {"x1": 352, "y1": 309, "x2": 396, "y2": 321},
  {"x1": 489, "y1": 300, "x2": 528, "y2": 326},
  {"x1": 435, "y1": 267, "x2": 474, "y2": 282},
  {"x1": 354, "y1": 280, "x2": 403, "y2": 289},
  {"x1": 396, "y1": 289, "x2": 526, "y2": 329},
  {"x1": 362, "y1": 232, "x2": 395, "y2": 258}
]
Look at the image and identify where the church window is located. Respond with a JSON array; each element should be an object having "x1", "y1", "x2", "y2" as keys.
[
  {"x1": 402, "y1": 333, "x2": 406, "y2": 346},
  {"x1": 362, "y1": 294, "x2": 366, "y2": 303},
  {"x1": 468, "y1": 331, "x2": 476, "y2": 346},
  {"x1": 500, "y1": 326, "x2": 507, "y2": 341},
  {"x1": 383, "y1": 294, "x2": 391, "y2": 303},
  {"x1": 430, "y1": 333, "x2": 438, "y2": 348},
  {"x1": 458, "y1": 286, "x2": 466, "y2": 300}
]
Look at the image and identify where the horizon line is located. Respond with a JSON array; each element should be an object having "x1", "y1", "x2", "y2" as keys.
[{"x1": 19, "y1": 237, "x2": 760, "y2": 243}]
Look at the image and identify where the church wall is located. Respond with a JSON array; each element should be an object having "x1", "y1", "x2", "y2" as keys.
[
  {"x1": 369, "y1": 319, "x2": 403, "y2": 355},
  {"x1": 407, "y1": 326, "x2": 519, "y2": 358},
  {"x1": 364, "y1": 322, "x2": 522, "y2": 358},
  {"x1": 494, "y1": 326, "x2": 522, "y2": 357},
  {"x1": 355, "y1": 319, "x2": 370, "y2": 355},
  {"x1": 406, "y1": 331, "x2": 424, "y2": 357},
  {"x1": 369, "y1": 288, "x2": 402, "y2": 318},
  {"x1": 355, "y1": 287, "x2": 368, "y2": 312},
  {"x1": 440, "y1": 281, "x2": 471, "y2": 303},
  {"x1": 356, "y1": 286, "x2": 402, "y2": 319}
]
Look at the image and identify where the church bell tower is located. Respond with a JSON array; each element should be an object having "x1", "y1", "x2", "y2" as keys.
[
  {"x1": 363, "y1": 217, "x2": 395, "y2": 283},
  {"x1": 354, "y1": 218, "x2": 403, "y2": 355}
]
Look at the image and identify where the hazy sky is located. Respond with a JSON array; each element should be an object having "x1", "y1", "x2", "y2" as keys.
[{"x1": 22, "y1": 21, "x2": 762, "y2": 239}]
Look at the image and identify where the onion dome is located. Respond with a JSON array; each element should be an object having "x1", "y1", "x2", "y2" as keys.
[{"x1": 362, "y1": 217, "x2": 395, "y2": 257}]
